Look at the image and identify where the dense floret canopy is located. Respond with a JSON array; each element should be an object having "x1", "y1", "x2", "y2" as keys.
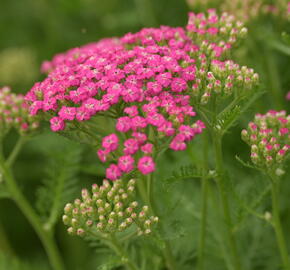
[{"x1": 25, "y1": 10, "x2": 258, "y2": 179}]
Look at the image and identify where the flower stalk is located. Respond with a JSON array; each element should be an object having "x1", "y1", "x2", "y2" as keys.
[
  {"x1": 197, "y1": 131, "x2": 209, "y2": 270},
  {"x1": 0, "y1": 138, "x2": 65, "y2": 270},
  {"x1": 137, "y1": 174, "x2": 177, "y2": 270},
  {"x1": 212, "y1": 132, "x2": 241, "y2": 270},
  {"x1": 107, "y1": 233, "x2": 138, "y2": 270},
  {"x1": 269, "y1": 173, "x2": 290, "y2": 270}
]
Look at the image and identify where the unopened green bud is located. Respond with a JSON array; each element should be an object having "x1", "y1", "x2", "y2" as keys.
[
  {"x1": 144, "y1": 229, "x2": 151, "y2": 234},
  {"x1": 121, "y1": 193, "x2": 128, "y2": 201},
  {"x1": 107, "y1": 191, "x2": 114, "y2": 200},
  {"x1": 139, "y1": 211, "x2": 146, "y2": 220},
  {"x1": 77, "y1": 228, "x2": 85, "y2": 236},
  {"x1": 62, "y1": 215, "x2": 69, "y2": 225},
  {"x1": 72, "y1": 208, "x2": 79, "y2": 216},
  {"x1": 151, "y1": 216, "x2": 159, "y2": 223},
  {"x1": 126, "y1": 217, "x2": 133, "y2": 225},
  {"x1": 64, "y1": 203, "x2": 73, "y2": 214},
  {"x1": 127, "y1": 179, "x2": 136, "y2": 186},
  {"x1": 117, "y1": 211, "x2": 124, "y2": 218},
  {"x1": 97, "y1": 222, "x2": 104, "y2": 230},
  {"x1": 103, "y1": 179, "x2": 110, "y2": 189},
  {"x1": 92, "y1": 192, "x2": 100, "y2": 200},
  {"x1": 71, "y1": 218, "x2": 78, "y2": 227},
  {"x1": 92, "y1": 183, "x2": 99, "y2": 193},
  {"x1": 114, "y1": 195, "x2": 120, "y2": 203},
  {"x1": 99, "y1": 215, "x2": 105, "y2": 221},
  {"x1": 81, "y1": 189, "x2": 89, "y2": 200},
  {"x1": 130, "y1": 201, "x2": 138, "y2": 208},
  {"x1": 118, "y1": 222, "x2": 127, "y2": 231},
  {"x1": 127, "y1": 186, "x2": 135, "y2": 193},
  {"x1": 98, "y1": 207, "x2": 105, "y2": 214},
  {"x1": 126, "y1": 207, "x2": 134, "y2": 215},
  {"x1": 115, "y1": 202, "x2": 123, "y2": 211},
  {"x1": 144, "y1": 220, "x2": 152, "y2": 228},
  {"x1": 201, "y1": 92, "x2": 210, "y2": 105},
  {"x1": 104, "y1": 203, "x2": 111, "y2": 212},
  {"x1": 86, "y1": 220, "x2": 93, "y2": 227},
  {"x1": 131, "y1": 213, "x2": 137, "y2": 219},
  {"x1": 109, "y1": 212, "x2": 116, "y2": 219},
  {"x1": 67, "y1": 227, "x2": 74, "y2": 235},
  {"x1": 74, "y1": 199, "x2": 81, "y2": 206}
]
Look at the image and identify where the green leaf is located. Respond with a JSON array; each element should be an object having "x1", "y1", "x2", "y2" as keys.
[
  {"x1": 162, "y1": 164, "x2": 203, "y2": 190},
  {"x1": 36, "y1": 141, "x2": 82, "y2": 230},
  {"x1": 217, "y1": 105, "x2": 241, "y2": 133},
  {"x1": 96, "y1": 256, "x2": 123, "y2": 270},
  {"x1": 235, "y1": 155, "x2": 257, "y2": 170},
  {"x1": 217, "y1": 89, "x2": 265, "y2": 135},
  {"x1": 232, "y1": 182, "x2": 271, "y2": 232}
]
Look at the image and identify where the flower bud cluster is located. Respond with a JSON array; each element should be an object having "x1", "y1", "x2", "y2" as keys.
[
  {"x1": 25, "y1": 10, "x2": 258, "y2": 179},
  {"x1": 186, "y1": 9, "x2": 247, "y2": 53},
  {"x1": 186, "y1": 0, "x2": 290, "y2": 22},
  {"x1": 62, "y1": 179, "x2": 158, "y2": 237},
  {"x1": 242, "y1": 110, "x2": 290, "y2": 169},
  {"x1": 191, "y1": 59, "x2": 258, "y2": 105},
  {"x1": 0, "y1": 86, "x2": 39, "y2": 135}
]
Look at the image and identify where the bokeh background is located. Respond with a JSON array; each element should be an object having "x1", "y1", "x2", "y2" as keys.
[{"x1": 0, "y1": 0, "x2": 289, "y2": 269}]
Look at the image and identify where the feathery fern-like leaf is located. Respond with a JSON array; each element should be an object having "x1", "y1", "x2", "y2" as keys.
[
  {"x1": 162, "y1": 164, "x2": 204, "y2": 190},
  {"x1": 36, "y1": 142, "x2": 82, "y2": 230}
]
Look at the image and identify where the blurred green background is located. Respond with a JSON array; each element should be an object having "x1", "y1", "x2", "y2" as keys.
[{"x1": 0, "y1": 0, "x2": 289, "y2": 269}]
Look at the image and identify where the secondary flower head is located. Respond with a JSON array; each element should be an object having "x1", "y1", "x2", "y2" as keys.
[
  {"x1": 0, "y1": 86, "x2": 39, "y2": 136},
  {"x1": 63, "y1": 178, "x2": 158, "y2": 236},
  {"x1": 242, "y1": 110, "x2": 290, "y2": 170},
  {"x1": 25, "y1": 10, "x2": 259, "y2": 179},
  {"x1": 186, "y1": 0, "x2": 290, "y2": 22}
]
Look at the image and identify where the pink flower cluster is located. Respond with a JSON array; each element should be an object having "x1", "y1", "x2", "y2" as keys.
[
  {"x1": 286, "y1": 91, "x2": 290, "y2": 101},
  {"x1": 0, "y1": 86, "x2": 39, "y2": 135},
  {"x1": 242, "y1": 110, "x2": 290, "y2": 168},
  {"x1": 25, "y1": 10, "x2": 258, "y2": 180}
]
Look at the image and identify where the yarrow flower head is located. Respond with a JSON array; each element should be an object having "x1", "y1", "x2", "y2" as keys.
[
  {"x1": 25, "y1": 10, "x2": 260, "y2": 179},
  {"x1": 242, "y1": 110, "x2": 290, "y2": 170},
  {"x1": 0, "y1": 86, "x2": 39, "y2": 136},
  {"x1": 62, "y1": 179, "x2": 158, "y2": 236}
]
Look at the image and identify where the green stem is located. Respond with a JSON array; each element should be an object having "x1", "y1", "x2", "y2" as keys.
[
  {"x1": 108, "y1": 234, "x2": 138, "y2": 270},
  {"x1": 6, "y1": 136, "x2": 27, "y2": 167},
  {"x1": 197, "y1": 131, "x2": 209, "y2": 270},
  {"x1": 146, "y1": 173, "x2": 153, "y2": 207},
  {"x1": 212, "y1": 134, "x2": 241, "y2": 270},
  {"x1": 137, "y1": 175, "x2": 177, "y2": 270},
  {"x1": 0, "y1": 221, "x2": 14, "y2": 255},
  {"x1": 207, "y1": 181, "x2": 233, "y2": 270},
  {"x1": 269, "y1": 175, "x2": 290, "y2": 270},
  {"x1": 0, "y1": 146, "x2": 64, "y2": 270}
]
